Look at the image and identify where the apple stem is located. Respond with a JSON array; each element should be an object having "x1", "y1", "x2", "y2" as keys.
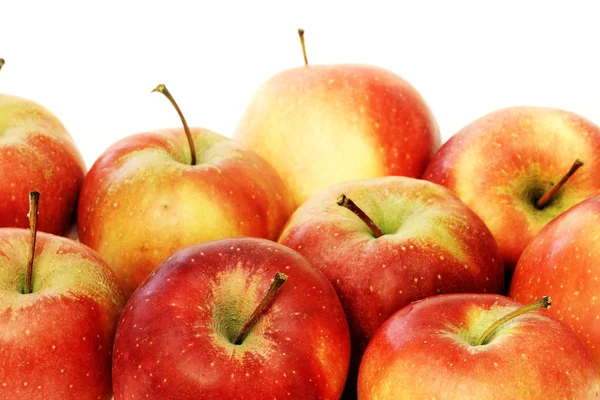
[
  {"x1": 24, "y1": 191, "x2": 40, "y2": 295},
  {"x1": 152, "y1": 84, "x2": 197, "y2": 166},
  {"x1": 233, "y1": 272, "x2": 288, "y2": 345},
  {"x1": 298, "y1": 29, "x2": 308, "y2": 66},
  {"x1": 0, "y1": 58, "x2": 5, "y2": 71},
  {"x1": 477, "y1": 296, "x2": 551, "y2": 346},
  {"x1": 337, "y1": 194, "x2": 384, "y2": 238},
  {"x1": 536, "y1": 159, "x2": 583, "y2": 209}
]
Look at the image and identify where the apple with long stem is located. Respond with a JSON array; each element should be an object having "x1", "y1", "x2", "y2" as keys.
[
  {"x1": 0, "y1": 192, "x2": 126, "y2": 399},
  {"x1": 0, "y1": 59, "x2": 86, "y2": 235},
  {"x1": 423, "y1": 106, "x2": 600, "y2": 273},
  {"x1": 358, "y1": 294, "x2": 600, "y2": 399},
  {"x1": 234, "y1": 29, "x2": 440, "y2": 209},
  {"x1": 112, "y1": 238, "x2": 351, "y2": 399},
  {"x1": 78, "y1": 84, "x2": 293, "y2": 297}
]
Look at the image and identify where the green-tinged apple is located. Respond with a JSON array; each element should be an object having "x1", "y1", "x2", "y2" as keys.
[
  {"x1": 0, "y1": 192, "x2": 126, "y2": 399},
  {"x1": 112, "y1": 238, "x2": 351, "y2": 399},
  {"x1": 234, "y1": 29, "x2": 440, "y2": 209},
  {"x1": 423, "y1": 106, "x2": 600, "y2": 272},
  {"x1": 510, "y1": 196, "x2": 600, "y2": 367},
  {"x1": 0, "y1": 59, "x2": 86, "y2": 235},
  {"x1": 78, "y1": 85, "x2": 293, "y2": 297},
  {"x1": 278, "y1": 176, "x2": 504, "y2": 395},
  {"x1": 358, "y1": 294, "x2": 600, "y2": 399}
]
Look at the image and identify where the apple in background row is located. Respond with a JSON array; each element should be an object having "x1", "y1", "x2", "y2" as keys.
[
  {"x1": 0, "y1": 59, "x2": 86, "y2": 236},
  {"x1": 112, "y1": 238, "x2": 351, "y2": 399},
  {"x1": 78, "y1": 85, "x2": 293, "y2": 297},
  {"x1": 358, "y1": 294, "x2": 600, "y2": 399},
  {"x1": 424, "y1": 106, "x2": 600, "y2": 273},
  {"x1": 234, "y1": 29, "x2": 440, "y2": 209},
  {"x1": 278, "y1": 176, "x2": 504, "y2": 395},
  {"x1": 510, "y1": 196, "x2": 600, "y2": 368},
  {"x1": 0, "y1": 192, "x2": 125, "y2": 399}
]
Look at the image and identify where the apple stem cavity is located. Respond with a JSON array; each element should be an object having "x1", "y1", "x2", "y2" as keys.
[
  {"x1": 0, "y1": 58, "x2": 5, "y2": 71},
  {"x1": 152, "y1": 84, "x2": 197, "y2": 166},
  {"x1": 233, "y1": 272, "x2": 288, "y2": 345},
  {"x1": 536, "y1": 159, "x2": 584, "y2": 209},
  {"x1": 477, "y1": 296, "x2": 552, "y2": 346},
  {"x1": 24, "y1": 191, "x2": 40, "y2": 294},
  {"x1": 298, "y1": 28, "x2": 308, "y2": 66},
  {"x1": 337, "y1": 194, "x2": 384, "y2": 238}
]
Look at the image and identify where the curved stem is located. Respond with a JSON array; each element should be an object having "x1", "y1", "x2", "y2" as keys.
[
  {"x1": 152, "y1": 84, "x2": 197, "y2": 166},
  {"x1": 478, "y1": 296, "x2": 551, "y2": 346},
  {"x1": 0, "y1": 59, "x2": 5, "y2": 71},
  {"x1": 25, "y1": 191, "x2": 40, "y2": 294},
  {"x1": 337, "y1": 194, "x2": 384, "y2": 238},
  {"x1": 297, "y1": 28, "x2": 308, "y2": 66},
  {"x1": 233, "y1": 272, "x2": 288, "y2": 345},
  {"x1": 536, "y1": 159, "x2": 583, "y2": 209}
]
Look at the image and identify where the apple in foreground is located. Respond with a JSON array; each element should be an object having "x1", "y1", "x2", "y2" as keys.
[
  {"x1": 358, "y1": 294, "x2": 600, "y2": 399},
  {"x1": 0, "y1": 193, "x2": 125, "y2": 399},
  {"x1": 278, "y1": 177, "x2": 504, "y2": 394},
  {"x1": 0, "y1": 59, "x2": 86, "y2": 235},
  {"x1": 423, "y1": 106, "x2": 600, "y2": 272},
  {"x1": 112, "y1": 237, "x2": 351, "y2": 399},
  {"x1": 234, "y1": 30, "x2": 440, "y2": 209},
  {"x1": 78, "y1": 85, "x2": 293, "y2": 297},
  {"x1": 509, "y1": 196, "x2": 600, "y2": 367}
]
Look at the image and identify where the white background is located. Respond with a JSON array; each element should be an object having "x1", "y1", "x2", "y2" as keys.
[{"x1": 2, "y1": 0, "x2": 600, "y2": 168}]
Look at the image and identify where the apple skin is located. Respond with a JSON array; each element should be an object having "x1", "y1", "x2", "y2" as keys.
[
  {"x1": 358, "y1": 294, "x2": 600, "y2": 399},
  {"x1": 0, "y1": 94, "x2": 86, "y2": 235},
  {"x1": 509, "y1": 196, "x2": 600, "y2": 368},
  {"x1": 78, "y1": 128, "x2": 294, "y2": 297},
  {"x1": 112, "y1": 237, "x2": 351, "y2": 399},
  {"x1": 234, "y1": 64, "x2": 440, "y2": 209},
  {"x1": 0, "y1": 228, "x2": 126, "y2": 399},
  {"x1": 278, "y1": 176, "x2": 504, "y2": 391},
  {"x1": 423, "y1": 106, "x2": 600, "y2": 272}
]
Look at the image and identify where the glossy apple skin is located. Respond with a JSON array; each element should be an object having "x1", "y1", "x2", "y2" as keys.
[
  {"x1": 358, "y1": 294, "x2": 600, "y2": 399},
  {"x1": 278, "y1": 176, "x2": 504, "y2": 392},
  {"x1": 510, "y1": 196, "x2": 600, "y2": 368},
  {"x1": 112, "y1": 238, "x2": 351, "y2": 399},
  {"x1": 0, "y1": 94, "x2": 86, "y2": 235},
  {"x1": 234, "y1": 64, "x2": 440, "y2": 208},
  {"x1": 0, "y1": 229, "x2": 126, "y2": 399},
  {"x1": 78, "y1": 128, "x2": 293, "y2": 297},
  {"x1": 423, "y1": 107, "x2": 600, "y2": 271}
]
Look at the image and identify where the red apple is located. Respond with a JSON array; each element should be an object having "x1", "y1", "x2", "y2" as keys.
[
  {"x1": 234, "y1": 30, "x2": 440, "y2": 209},
  {"x1": 0, "y1": 60, "x2": 86, "y2": 235},
  {"x1": 112, "y1": 237, "x2": 351, "y2": 399},
  {"x1": 423, "y1": 106, "x2": 600, "y2": 272},
  {"x1": 78, "y1": 85, "x2": 293, "y2": 297},
  {"x1": 509, "y1": 196, "x2": 600, "y2": 368},
  {"x1": 0, "y1": 193, "x2": 125, "y2": 399},
  {"x1": 278, "y1": 176, "x2": 504, "y2": 394},
  {"x1": 359, "y1": 294, "x2": 600, "y2": 399}
]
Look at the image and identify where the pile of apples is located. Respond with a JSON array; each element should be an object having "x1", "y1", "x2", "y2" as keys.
[{"x1": 1, "y1": 29, "x2": 600, "y2": 399}]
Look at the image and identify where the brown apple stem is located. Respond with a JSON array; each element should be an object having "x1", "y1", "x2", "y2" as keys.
[
  {"x1": 536, "y1": 159, "x2": 583, "y2": 209},
  {"x1": 25, "y1": 191, "x2": 40, "y2": 294},
  {"x1": 477, "y1": 296, "x2": 551, "y2": 346},
  {"x1": 233, "y1": 272, "x2": 288, "y2": 345},
  {"x1": 152, "y1": 84, "x2": 197, "y2": 166},
  {"x1": 0, "y1": 59, "x2": 5, "y2": 71},
  {"x1": 337, "y1": 194, "x2": 384, "y2": 238},
  {"x1": 298, "y1": 28, "x2": 308, "y2": 66}
]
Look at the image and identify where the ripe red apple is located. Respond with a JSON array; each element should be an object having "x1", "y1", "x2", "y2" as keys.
[
  {"x1": 509, "y1": 196, "x2": 600, "y2": 368},
  {"x1": 78, "y1": 85, "x2": 293, "y2": 297},
  {"x1": 112, "y1": 237, "x2": 351, "y2": 399},
  {"x1": 234, "y1": 30, "x2": 440, "y2": 209},
  {"x1": 278, "y1": 176, "x2": 504, "y2": 394},
  {"x1": 0, "y1": 60, "x2": 86, "y2": 235},
  {"x1": 423, "y1": 106, "x2": 600, "y2": 272},
  {"x1": 359, "y1": 294, "x2": 600, "y2": 399},
  {"x1": 0, "y1": 192, "x2": 125, "y2": 399}
]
